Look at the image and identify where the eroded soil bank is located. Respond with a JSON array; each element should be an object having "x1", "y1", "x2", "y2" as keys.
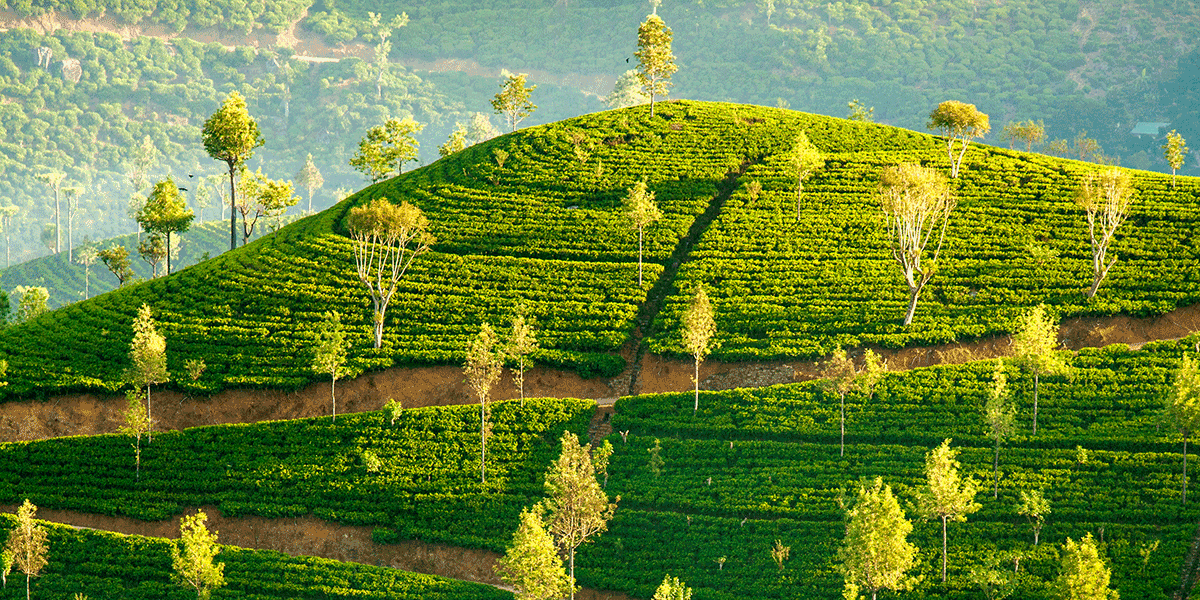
[
  {"x1": 0, "y1": 504, "x2": 635, "y2": 600},
  {"x1": 3, "y1": 304, "x2": 1198, "y2": 443}
]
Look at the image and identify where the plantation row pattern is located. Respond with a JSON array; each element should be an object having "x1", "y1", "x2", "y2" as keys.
[{"x1": 576, "y1": 338, "x2": 1200, "y2": 599}]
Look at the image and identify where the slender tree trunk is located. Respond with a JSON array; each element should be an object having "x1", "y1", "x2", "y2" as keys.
[
  {"x1": 795, "y1": 181, "x2": 802, "y2": 222},
  {"x1": 166, "y1": 231, "x2": 172, "y2": 275},
  {"x1": 331, "y1": 376, "x2": 337, "y2": 423},
  {"x1": 941, "y1": 516, "x2": 948, "y2": 582},
  {"x1": 694, "y1": 356, "x2": 700, "y2": 413},
  {"x1": 475, "y1": 400, "x2": 480, "y2": 484},
  {"x1": 374, "y1": 312, "x2": 384, "y2": 349},
  {"x1": 569, "y1": 548, "x2": 576, "y2": 600},
  {"x1": 1032, "y1": 374, "x2": 1040, "y2": 435},
  {"x1": 993, "y1": 437, "x2": 1000, "y2": 499},
  {"x1": 26, "y1": 572, "x2": 29, "y2": 600},
  {"x1": 55, "y1": 187, "x2": 61, "y2": 254},
  {"x1": 637, "y1": 228, "x2": 644, "y2": 286},
  {"x1": 146, "y1": 384, "x2": 153, "y2": 442},
  {"x1": 1034, "y1": 527, "x2": 1040, "y2": 546},
  {"x1": 839, "y1": 392, "x2": 845, "y2": 457},
  {"x1": 1086, "y1": 272, "x2": 1104, "y2": 299},
  {"x1": 84, "y1": 267, "x2": 89, "y2": 299},
  {"x1": 228, "y1": 163, "x2": 237, "y2": 251},
  {"x1": 903, "y1": 285, "x2": 921, "y2": 326}
]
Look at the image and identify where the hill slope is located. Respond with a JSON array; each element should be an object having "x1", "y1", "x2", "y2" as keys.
[{"x1": 0, "y1": 101, "x2": 1195, "y2": 399}]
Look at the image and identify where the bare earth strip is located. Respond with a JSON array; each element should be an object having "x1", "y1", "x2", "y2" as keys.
[
  {"x1": 0, "y1": 503, "x2": 636, "y2": 600},
  {"x1": 3, "y1": 303, "x2": 1199, "y2": 443}
]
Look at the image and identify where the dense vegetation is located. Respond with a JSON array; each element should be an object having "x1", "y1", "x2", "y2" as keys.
[
  {"x1": 0, "y1": 26, "x2": 598, "y2": 264},
  {"x1": 0, "y1": 219, "x2": 242, "y2": 308},
  {"x1": 581, "y1": 338, "x2": 1200, "y2": 599},
  {"x1": 646, "y1": 106, "x2": 1200, "y2": 359},
  {"x1": 0, "y1": 101, "x2": 1196, "y2": 395},
  {"x1": 0, "y1": 514, "x2": 512, "y2": 600},
  {"x1": 0, "y1": 397, "x2": 592, "y2": 552}
]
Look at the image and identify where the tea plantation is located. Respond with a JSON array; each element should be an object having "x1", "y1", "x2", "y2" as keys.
[
  {"x1": 580, "y1": 338, "x2": 1200, "y2": 599},
  {"x1": 0, "y1": 514, "x2": 511, "y2": 600},
  {"x1": 1, "y1": 101, "x2": 1197, "y2": 399}
]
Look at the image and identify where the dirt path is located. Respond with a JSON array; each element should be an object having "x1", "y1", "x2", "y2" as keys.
[
  {"x1": 0, "y1": 504, "x2": 635, "y2": 600},
  {"x1": 3, "y1": 303, "x2": 1198, "y2": 443}
]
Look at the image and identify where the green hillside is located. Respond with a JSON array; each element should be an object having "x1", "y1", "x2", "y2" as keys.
[
  {"x1": 4, "y1": 342, "x2": 1196, "y2": 598},
  {"x1": 0, "y1": 513, "x2": 511, "y2": 600},
  {"x1": 0, "y1": 26, "x2": 599, "y2": 263},
  {"x1": 0, "y1": 397, "x2": 592, "y2": 551},
  {"x1": 0, "y1": 219, "x2": 243, "y2": 308},
  {"x1": 582, "y1": 338, "x2": 1199, "y2": 600},
  {"x1": 0, "y1": 101, "x2": 1196, "y2": 398}
]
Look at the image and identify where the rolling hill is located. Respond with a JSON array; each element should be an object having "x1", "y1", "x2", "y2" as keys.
[{"x1": 0, "y1": 100, "x2": 1195, "y2": 401}]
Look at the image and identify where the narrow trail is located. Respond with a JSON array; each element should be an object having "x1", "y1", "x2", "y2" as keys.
[
  {"x1": 626, "y1": 161, "x2": 757, "y2": 396},
  {"x1": 0, "y1": 504, "x2": 636, "y2": 600}
]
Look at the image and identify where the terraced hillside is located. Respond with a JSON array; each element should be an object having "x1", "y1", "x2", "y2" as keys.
[
  {"x1": 4, "y1": 342, "x2": 1196, "y2": 599},
  {"x1": 0, "y1": 513, "x2": 511, "y2": 600},
  {"x1": 0, "y1": 397, "x2": 592, "y2": 551},
  {"x1": 0, "y1": 101, "x2": 1196, "y2": 399},
  {"x1": 581, "y1": 338, "x2": 1200, "y2": 599}
]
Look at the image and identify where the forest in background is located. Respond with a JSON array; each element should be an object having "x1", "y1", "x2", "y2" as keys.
[{"x1": 0, "y1": 0, "x2": 1197, "y2": 266}]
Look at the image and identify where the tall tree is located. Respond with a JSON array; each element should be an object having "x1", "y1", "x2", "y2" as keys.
[
  {"x1": 506, "y1": 305, "x2": 538, "y2": 404},
  {"x1": 202, "y1": 91, "x2": 265, "y2": 250},
  {"x1": 1075, "y1": 168, "x2": 1136, "y2": 298},
  {"x1": 492, "y1": 73, "x2": 538, "y2": 133},
  {"x1": 127, "y1": 303, "x2": 167, "y2": 442},
  {"x1": 837, "y1": 477, "x2": 918, "y2": 600},
  {"x1": 170, "y1": 510, "x2": 225, "y2": 600},
  {"x1": 4, "y1": 499, "x2": 48, "y2": 600},
  {"x1": 606, "y1": 70, "x2": 649, "y2": 109},
  {"x1": 349, "y1": 117, "x2": 424, "y2": 182},
  {"x1": 311, "y1": 311, "x2": 348, "y2": 423},
  {"x1": 622, "y1": 179, "x2": 662, "y2": 286},
  {"x1": 494, "y1": 507, "x2": 571, "y2": 600},
  {"x1": 1011, "y1": 304, "x2": 1067, "y2": 436},
  {"x1": 466, "y1": 113, "x2": 500, "y2": 146},
  {"x1": 877, "y1": 163, "x2": 957, "y2": 326},
  {"x1": 0, "y1": 205, "x2": 18, "y2": 267},
  {"x1": 820, "y1": 347, "x2": 856, "y2": 456},
  {"x1": 438, "y1": 126, "x2": 468, "y2": 157},
  {"x1": 1055, "y1": 533, "x2": 1118, "y2": 600},
  {"x1": 787, "y1": 132, "x2": 824, "y2": 221},
  {"x1": 927, "y1": 100, "x2": 990, "y2": 178},
  {"x1": 681, "y1": 286, "x2": 716, "y2": 413},
  {"x1": 1163, "y1": 129, "x2": 1189, "y2": 190},
  {"x1": 1017, "y1": 488, "x2": 1051, "y2": 545},
  {"x1": 119, "y1": 388, "x2": 151, "y2": 479},
  {"x1": 983, "y1": 361, "x2": 1017, "y2": 498},
  {"x1": 63, "y1": 185, "x2": 81, "y2": 262},
  {"x1": 346, "y1": 198, "x2": 434, "y2": 348},
  {"x1": 465, "y1": 322, "x2": 504, "y2": 484},
  {"x1": 541, "y1": 430, "x2": 618, "y2": 600},
  {"x1": 14, "y1": 287, "x2": 48, "y2": 323},
  {"x1": 137, "y1": 178, "x2": 195, "y2": 275},
  {"x1": 1167, "y1": 354, "x2": 1200, "y2": 504},
  {"x1": 847, "y1": 99, "x2": 874, "y2": 122},
  {"x1": 1000, "y1": 119, "x2": 1046, "y2": 152},
  {"x1": 915, "y1": 439, "x2": 981, "y2": 582},
  {"x1": 234, "y1": 168, "x2": 298, "y2": 245},
  {"x1": 35, "y1": 171, "x2": 65, "y2": 255},
  {"x1": 138, "y1": 234, "x2": 167, "y2": 279},
  {"x1": 294, "y1": 153, "x2": 325, "y2": 214},
  {"x1": 635, "y1": 13, "x2": 676, "y2": 117},
  {"x1": 98, "y1": 245, "x2": 134, "y2": 288},
  {"x1": 75, "y1": 240, "x2": 98, "y2": 300},
  {"x1": 652, "y1": 575, "x2": 693, "y2": 600}
]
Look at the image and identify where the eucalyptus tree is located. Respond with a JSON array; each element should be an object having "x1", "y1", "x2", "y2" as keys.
[
  {"x1": 635, "y1": 12, "x2": 676, "y2": 117},
  {"x1": 927, "y1": 100, "x2": 990, "y2": 178},
  {"x1": 1075, "y1": 168, "x2": 1135, "y2": 298},
  {"x1": 346, "y1": 198, "x2": 433, "y2": 348},
  {"x1": 492, "y1": 73, "x2": 537, "y2": 132},
  {"x1": 877, "y1": 163, "x2": 956, "y2": 326},
  {"x1": 202, "y1": 91, "x2": 265, "y2": 250},
  {"x1": 1163, "y1": 130, "x2": 1188, "y2": 189}
]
